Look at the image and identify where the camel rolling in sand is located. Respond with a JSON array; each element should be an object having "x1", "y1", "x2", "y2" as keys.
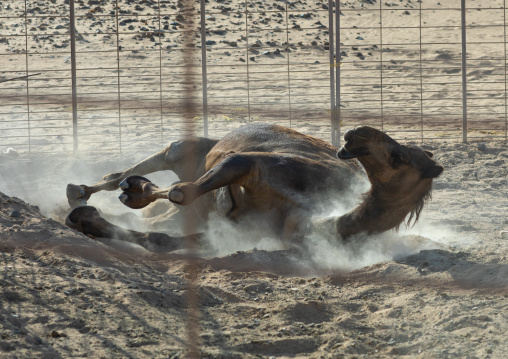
[{"x1": 65, "y1": 123, "x2": 443, "y2": 252}]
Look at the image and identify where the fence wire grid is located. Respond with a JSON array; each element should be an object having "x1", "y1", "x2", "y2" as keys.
[{"x1": 1, "y1": 0, "x2": 508, "y2": 154}]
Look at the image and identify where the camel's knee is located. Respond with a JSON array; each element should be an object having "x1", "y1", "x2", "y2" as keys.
[
  {"x1": 101, "y1": 172, "x2": 123, "y2": 184},
  {"x1": 168, "y1": 182, "x2": 200, "y2": 206}
]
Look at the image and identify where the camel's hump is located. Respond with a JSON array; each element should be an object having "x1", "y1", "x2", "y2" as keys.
[{"x1": 214, "y1": 123, "x2": 338, "y2": 157}]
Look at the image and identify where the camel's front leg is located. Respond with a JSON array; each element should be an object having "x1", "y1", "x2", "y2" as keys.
[
  {"x1": 66, "y1": 137, "x2": 218, "y2": 208},
  {"x1": 66, "y1": 206, "x2": 203, "y2": 252},
  {"x1": 66, "y1": 149, "x2": 171, "y2": 208}
]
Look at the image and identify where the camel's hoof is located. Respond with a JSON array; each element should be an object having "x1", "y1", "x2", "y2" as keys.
[
  {"x1": 118, "y1": 193, "x2": 128, "y2": 204},
  {"x1": 169, "y1": 188, "x2": 184, "y2": 203},
  {"x1": 119, "y1": 178, "x2": 129, "y2": 190},
  {"x1": 122, "y1": 175, "x2": 153, "y2": 192},
  {"x1": 66, "y1": 184, "x2": 89, "y2": 208},
  {"x1": 118, "y1": 176, "x2": 158, "y2": 209},
  {"x1": 65, "y1": 205, "x2": 100, "y2": 231}
]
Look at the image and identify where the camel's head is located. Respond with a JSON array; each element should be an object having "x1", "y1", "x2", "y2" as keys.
[{"x1": 337, "y1": 126, "x2": 443, "y2": 225}]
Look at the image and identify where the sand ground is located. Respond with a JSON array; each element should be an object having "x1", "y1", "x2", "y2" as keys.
[{"x1": 0, "y1": 137, "x2": 508, "y2": 358}]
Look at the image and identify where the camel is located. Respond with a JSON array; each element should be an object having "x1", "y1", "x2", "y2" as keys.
[{"x1": 65, "y1": 123, "x2": 443, "y2": 252}]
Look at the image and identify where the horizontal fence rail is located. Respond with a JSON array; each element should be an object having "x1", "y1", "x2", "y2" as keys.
[{"x1": 1, "y1": 0, "x2": 508, "y2": 155}]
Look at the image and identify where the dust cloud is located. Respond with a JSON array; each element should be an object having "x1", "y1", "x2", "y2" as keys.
[{"x1": 0, "y1": 151, "x2": 462, "y2": 275}]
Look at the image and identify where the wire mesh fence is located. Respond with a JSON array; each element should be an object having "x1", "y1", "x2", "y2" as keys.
[
  {"x1": 1, "y1": 0, "x2": 508, "y2": 155},
  {"x1": 337, "y1": 0, "x2": 508, "y2": 142}
]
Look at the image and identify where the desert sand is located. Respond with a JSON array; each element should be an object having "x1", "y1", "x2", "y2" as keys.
[{"x1": 1, "y1": 127, "x2": 508, "y2": 359}]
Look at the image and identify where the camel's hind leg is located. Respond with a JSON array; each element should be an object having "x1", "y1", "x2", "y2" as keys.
[
  {"x1": 119, "y1": 153, "x2": 317, "y2": 240},
  {"x1": 66, "y1": 137, "x2": 218, "y2": 208},
  {"x1": 119, "y1": 153, "x2": 258, "y2": 209}
]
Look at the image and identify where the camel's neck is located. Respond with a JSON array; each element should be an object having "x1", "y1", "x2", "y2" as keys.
[{"x1": 335, "y1": 186, "x2": 424, "y2": 240}]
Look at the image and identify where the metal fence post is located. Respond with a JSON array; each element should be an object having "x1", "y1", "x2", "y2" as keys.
[
  {"x1": 461, "y1": 0, "x2": 468, "y2": 143},
  {"x1": 23, "y1": 0, "x2": 32, "y2": 152},
  {"x1": 200, "y1": 0, "x2": 209, "y2": 137},
  {"x1": 328, "y1": 0, "x2": 336, "y2": 146},
  {"x1": 334, "y1": 0, "x2": 341, "y2": 147},
  {"x1": 69, "y1": 0, "x2": 78, "y2": 152},
  {"x1": 505, "y1": 0, "x2": 508, "y2": 141}
]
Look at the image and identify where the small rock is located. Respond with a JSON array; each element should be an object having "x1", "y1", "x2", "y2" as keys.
[
  {"x1": 476, "y1": 315, "x2": 492, "y2": 321},
  {"x1": 50, "y1": 330, "x2": 67, "y2": 338},
  {"x1": 9, "y1": 209, "x2": 21, "y2": 218},
  {"x1": 478, "y1": 143, "x2": 487, "y2": 151}
]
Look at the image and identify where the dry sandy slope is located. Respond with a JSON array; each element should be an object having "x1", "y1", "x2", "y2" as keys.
[{"x1": 0, "y1": 139, "x2": 508, "y2": 358}]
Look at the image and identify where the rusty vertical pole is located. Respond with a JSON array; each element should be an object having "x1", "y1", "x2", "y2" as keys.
[{"x1": 182, "y1": 0, "x2": 200, "y2": 357}]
